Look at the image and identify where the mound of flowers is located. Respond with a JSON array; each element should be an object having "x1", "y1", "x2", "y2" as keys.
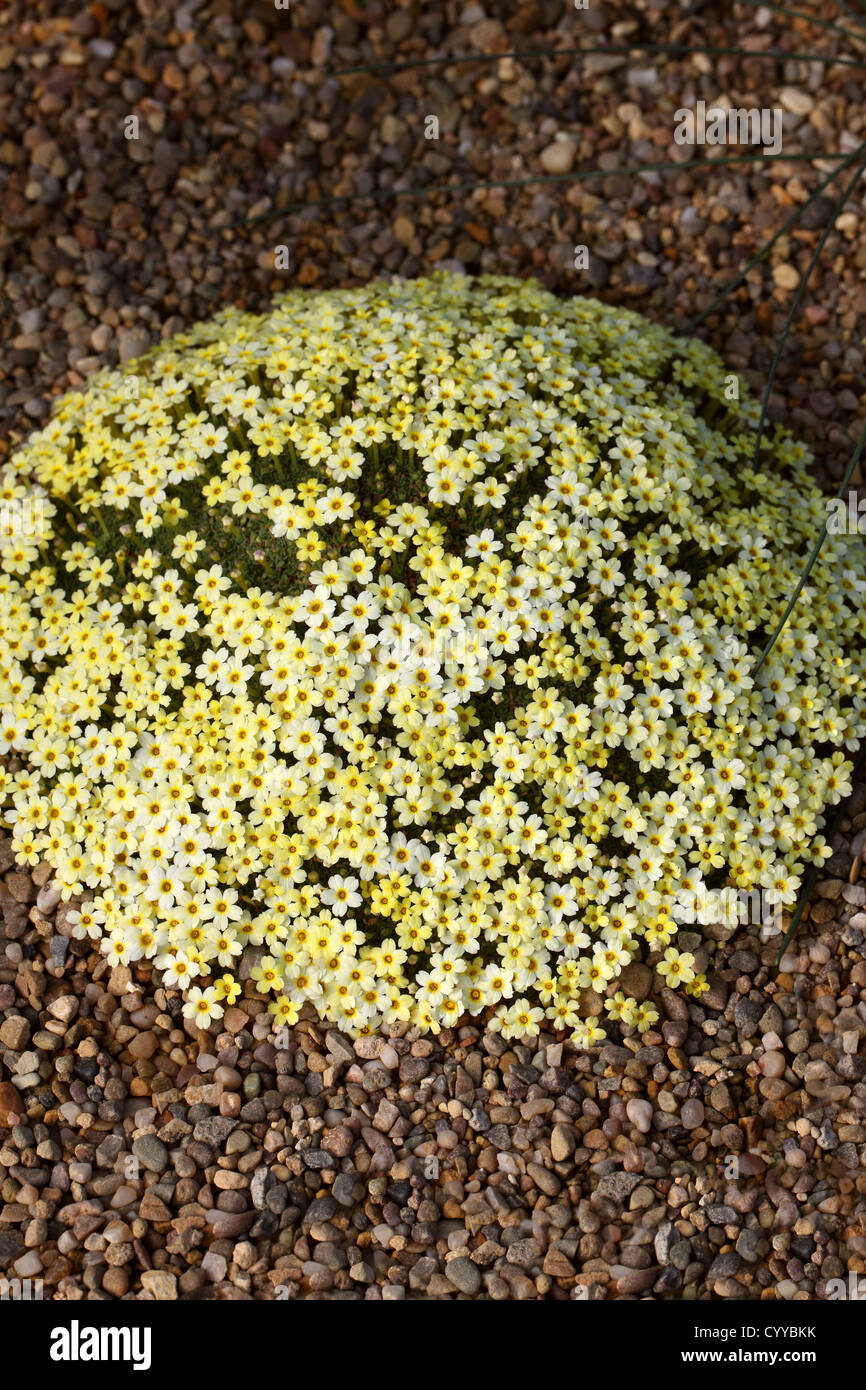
[{"x1": 1, "y1": 273, "x2": 863, "y2": 1045}]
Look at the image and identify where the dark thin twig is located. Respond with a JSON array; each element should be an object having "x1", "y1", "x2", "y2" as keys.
[
  {"x1": 774, "y1": 743, "x2": 866, "y2": 965},
  {"x1": 684, "y1": 146, "x2": 865, "y2": 331},
  {"x1": 231, "y1": 150, "x2": 853, "y2": 231},
  {"x1": 750, "y1": 146, "x2": 866, "y2": 475},
  {"x1": 753, "y1": 415, "x2": 866, "y2": 676},
  {"x1": 736, "y1": 0, "x2": 866, "y2": 40},
  {"x1": 835, "y1": 0, "x2": 866, "y2": 33},
  {"x1": 331, "y1": 41, "x2": 866, "y2": 78}
]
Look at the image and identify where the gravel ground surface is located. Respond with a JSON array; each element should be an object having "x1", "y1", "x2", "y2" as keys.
[
  {"x1": 1, "y1": 796, "x2": 865, "y2": 1302},
  {"x1": 2, "y1": 0, "x2": 866, "y2": 1300},
  {"x1": 2, "y1": 0, "x2": 865, "y2": 482}
]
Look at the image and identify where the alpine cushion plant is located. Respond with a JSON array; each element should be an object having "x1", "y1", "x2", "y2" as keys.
[{"x1": 1, "y1": 273, "x2": 863, "y2": 1046}]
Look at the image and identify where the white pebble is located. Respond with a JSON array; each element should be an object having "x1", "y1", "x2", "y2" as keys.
[
  {"x1": 626, "y1": 1099, "x2": 653, "y2": 1133},
  {"x1": 36, "y1": 883, "x2": 61, "y2": 914}
]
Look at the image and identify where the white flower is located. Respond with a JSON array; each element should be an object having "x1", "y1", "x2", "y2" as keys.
[{"x1": 321, "y1": 874, "x2": 362, "y2": 916}]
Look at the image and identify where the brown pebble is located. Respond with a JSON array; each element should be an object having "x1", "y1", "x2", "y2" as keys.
[
  {"x1": 0, "y1": 1082, "x2": 25, "y2": 1128},
  {"x1": 128, "y1": 1032, "x2": 157, "y2": 1060}
]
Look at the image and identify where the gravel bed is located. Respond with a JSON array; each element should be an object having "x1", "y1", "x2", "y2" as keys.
[
  {"x1": 1, "y1": 0, "x2": 865, "y2": 487},
  {"x1": 1, "y1": 787, "x2": 865, "y2": 1301},
  {"x1": 1, "y1": 0, "x2": 866, "y2": 1300}
]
